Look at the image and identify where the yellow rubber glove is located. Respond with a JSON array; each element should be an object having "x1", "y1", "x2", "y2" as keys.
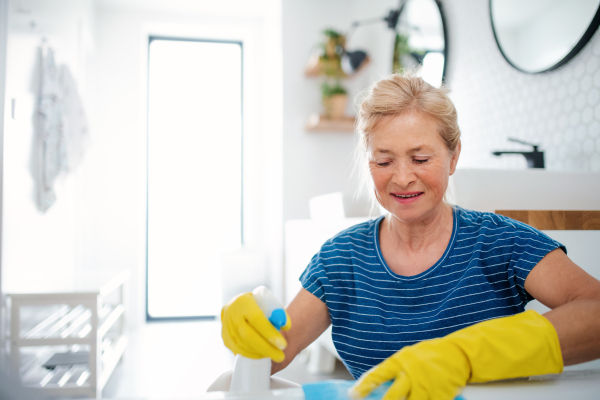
[
  {"x1": 221, "y1": 292, "x2": 292, "y2": 363},
  {"x1": 349, "y1": 310, "x2": 563, "y2": 400}
]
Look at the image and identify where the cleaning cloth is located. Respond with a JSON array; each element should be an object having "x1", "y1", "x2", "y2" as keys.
[{"x1": 302, "y1": 380, "x2": 466, "y2": 400}]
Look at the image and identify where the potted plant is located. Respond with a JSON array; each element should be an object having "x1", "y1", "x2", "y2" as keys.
[
  {"x1": 305, "y1": 28, "x2": 348, "y2": 78},
  {"x1": 321, "y1": 29, "x2": 346, "y2": 78},
  {"x1": 304, "y1": 28, "x2": 352, "y2": 124},
  {"x1": 319, "y1": 29, "x2": 348, "y2": 119},
  {"x1": 321, "y1": 80, "x2": 348, "y2": 119}
]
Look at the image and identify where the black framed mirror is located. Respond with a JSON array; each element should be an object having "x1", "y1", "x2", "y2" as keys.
[
  {"x1": 393, "y1": 0, "x2": 448, "y2": 87},
  {"x1": 490, "y1": 0, "x2": 600, "y2": 74}
]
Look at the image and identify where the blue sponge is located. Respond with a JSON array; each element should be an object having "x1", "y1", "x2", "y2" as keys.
[{"x1": 302, "y1": 380, "x2": 466, "y2": 400}]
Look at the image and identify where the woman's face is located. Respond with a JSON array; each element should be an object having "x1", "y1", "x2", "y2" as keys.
[{"x1": 368, "y1": 112, "x2": 460, "y2": 224}]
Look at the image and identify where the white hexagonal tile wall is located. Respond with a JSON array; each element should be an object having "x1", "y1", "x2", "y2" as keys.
[
  {"x1": 588, "y1": 88, "x2": 600, "y2": 105},
  {"x1": 594, "y1": 70, "x2": 600, "y2": 87},
  {"x1": 569, "y1": 80, "x2": 580, "y2": 95},
  {"x1": 591, "y1": 154, "x2": 600, "y2": 171},
  {"x1": 576, "y1": 93, "x2": 587, "y2": 109},
  {"x1": 591, "y1": 121, "x2": 600, "y2": 137},
  {"x1": 564, "y1": 98, "x2": 574, "y2": 113},
  {"x1": 581, "y1": 75, "x2": 592, "y2": 91},
  {"x1": 584, "y1": 139, "x2": 595, "y2": 155},
  {"x1": 587, "y1": 56, "x2": 599, "y2": 73},
  {"x1": 583, "y1": 107, "x2": 594, "y2": 123},
  {"x1": 445, "y1": 1, "x2": 600, "y2": 171}
]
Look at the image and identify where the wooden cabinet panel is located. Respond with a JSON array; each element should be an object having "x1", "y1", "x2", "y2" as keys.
[{"x1": 495, "y1": 210, "x2": 600, "y2": 230}]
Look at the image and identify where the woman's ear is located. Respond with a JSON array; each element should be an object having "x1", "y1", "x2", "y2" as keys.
[{"x1": 449, "y1": 140, "x2": 461, "y2": 176}]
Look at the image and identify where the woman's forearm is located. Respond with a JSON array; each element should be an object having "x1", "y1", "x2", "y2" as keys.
[
  {"x1": 271, "y1": 329, "x2": 299, "y2": 374},
  {"x1": 270, "y1": 288, "x2": 332, "y2": 375},
  {"x1": 544, "y1": 298, "x2": 600, "y2": 366},
  {"x1": 523, "y1": 249, "x2": 600, "y2": 366}
]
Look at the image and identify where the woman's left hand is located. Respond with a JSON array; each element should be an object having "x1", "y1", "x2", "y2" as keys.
[{"x1": 348, "y1": 310, "x2": 563, "y2": 400}]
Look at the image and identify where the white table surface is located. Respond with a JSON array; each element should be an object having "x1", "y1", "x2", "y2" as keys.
[
  {"x1": 460, "y1": 369, "x2": 600, "y2": 399},
  {"x1": 190, "y1": 369, "x2": 600, "y2": 400}
]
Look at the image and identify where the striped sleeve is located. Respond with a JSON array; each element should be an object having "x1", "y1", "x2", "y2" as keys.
[
  {"x1": 299, "y1": 252, "x2": 328, "y2": 302},
  {"x1": 506, "y1": 222, "x2": 565, "y2": 303}
]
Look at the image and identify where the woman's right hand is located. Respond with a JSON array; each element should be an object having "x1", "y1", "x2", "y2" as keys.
[{"x1": 221, "y1": 292, "x2": 290, "y2": 362}]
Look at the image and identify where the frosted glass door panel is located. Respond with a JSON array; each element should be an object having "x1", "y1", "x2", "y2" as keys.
[{"x1": 147, "y1": 39, "x2": 242, "y2": 318}]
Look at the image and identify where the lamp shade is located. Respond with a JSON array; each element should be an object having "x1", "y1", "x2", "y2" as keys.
[{"x1": 341, "y1": 50, "x2": 368, "y2": 75}]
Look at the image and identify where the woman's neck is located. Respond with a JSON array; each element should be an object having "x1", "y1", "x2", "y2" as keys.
[{"x1": 382, "y1": 203, "x2": 454, "y2": 254}]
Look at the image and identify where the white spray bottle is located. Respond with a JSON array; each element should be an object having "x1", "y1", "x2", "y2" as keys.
[{"x1": 229, "y1": 286, "x2": 288, "y2": 393}]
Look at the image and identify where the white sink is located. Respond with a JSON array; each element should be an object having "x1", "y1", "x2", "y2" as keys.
[{"x1": 447, "y1": 169, "x2": 600, "y2": 213}]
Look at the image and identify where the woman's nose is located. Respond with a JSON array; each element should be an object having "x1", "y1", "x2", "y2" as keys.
[{"x1": 393, "y1": 161, "x2": 416, "y2": 188}]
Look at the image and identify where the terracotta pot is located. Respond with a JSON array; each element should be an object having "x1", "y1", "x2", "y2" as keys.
[{"x1": 323, "y1": 94, "x2": 348, "y2": 119}]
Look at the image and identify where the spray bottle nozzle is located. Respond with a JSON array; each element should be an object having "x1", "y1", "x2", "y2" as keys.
[
  {"x1": 268, "y1": 309, "x2": 287, "y2": 330},
  {"x1": 252, "y1": 286, "x2": 287, "y2": 330}
]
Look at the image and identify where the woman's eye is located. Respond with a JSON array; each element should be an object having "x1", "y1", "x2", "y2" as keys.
[
  {"x1": 413, "y1": 159, "x2": 429, "y2": 164},
  {"x1": 377, "y1": 162, "x2": 391, "y2": 167}
]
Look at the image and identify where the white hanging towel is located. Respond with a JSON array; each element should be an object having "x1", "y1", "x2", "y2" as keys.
[
  {"x1": 35, "y1": 48, "x2": 89, "y2": 212},
  {"x1": 37, "y1": 47, "x2": 64, "y2": 212}
]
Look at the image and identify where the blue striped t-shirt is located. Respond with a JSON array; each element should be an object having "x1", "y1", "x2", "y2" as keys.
[{"x1": 299, "y1": 206, "x2": 565, "y2": 379}]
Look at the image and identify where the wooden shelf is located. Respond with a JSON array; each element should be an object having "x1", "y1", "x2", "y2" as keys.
[
  {"x1": 305, "y1": 114, "x2": 356, "y2": 132},
  {"x1": 304, "y1": 55, "x2": 370, "y2": 78},
  {"x1": 495, "y1": 210, "x2": 600, "y2": 230}
]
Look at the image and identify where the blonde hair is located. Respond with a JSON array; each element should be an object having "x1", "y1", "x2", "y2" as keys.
[
  {"x1": 353, "y1": 69, "x2": 460, "y2": 214},
  {"x1": 356, "y1": 69, "x2": 460, "y2": 153}
]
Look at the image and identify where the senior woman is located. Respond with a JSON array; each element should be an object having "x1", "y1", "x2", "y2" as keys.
[{"x1": 220, "y1": 71, "x2": 600, "y2": 400}]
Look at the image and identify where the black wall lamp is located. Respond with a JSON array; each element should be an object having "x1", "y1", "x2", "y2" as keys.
[{"x1": 341, "y1": 2, "x2": 405, "y2": 74}]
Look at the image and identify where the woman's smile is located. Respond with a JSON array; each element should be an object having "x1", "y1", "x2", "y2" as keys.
[{"x1": 390, "y1": 191, "x2": 424, "y2": 204}]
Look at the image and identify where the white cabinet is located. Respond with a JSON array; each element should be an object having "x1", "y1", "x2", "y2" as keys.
[{"x1": 3, "y1": 270, "x2": 129, "y2": 398}]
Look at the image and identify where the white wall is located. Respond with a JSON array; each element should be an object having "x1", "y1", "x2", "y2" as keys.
[
  {"x1": 281, "y1": 0, "x2": 398, "y2": 221},
  {"x1": 0, "y1": 0, "x2": 8, "y2": 366},
  {"x1": 2, "y1": 0, "x2": 93, "y2": 293},
  {"x1": 87, "y1": 0, "x2": 283, "y2": 321}
]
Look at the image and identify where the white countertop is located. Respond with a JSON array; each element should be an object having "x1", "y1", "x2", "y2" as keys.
[
  {"x1": 182, "y1": 369, "x2": 600, "y2": 400},
  {"x1": 461, "y1": 369, "x2": 600, "y2": 400}
]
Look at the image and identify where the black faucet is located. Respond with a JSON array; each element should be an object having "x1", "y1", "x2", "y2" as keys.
[{"x1": 492, "y1": 138, "x2": 545, "y2": 169}]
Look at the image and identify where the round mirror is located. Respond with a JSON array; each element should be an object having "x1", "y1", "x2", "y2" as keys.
[
  {"x1": 393, "y1": 0, "x2": 447, "y2": 87},
  {"x1": 490, "y1": 0, "x2": 600, "y2": 73}
]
